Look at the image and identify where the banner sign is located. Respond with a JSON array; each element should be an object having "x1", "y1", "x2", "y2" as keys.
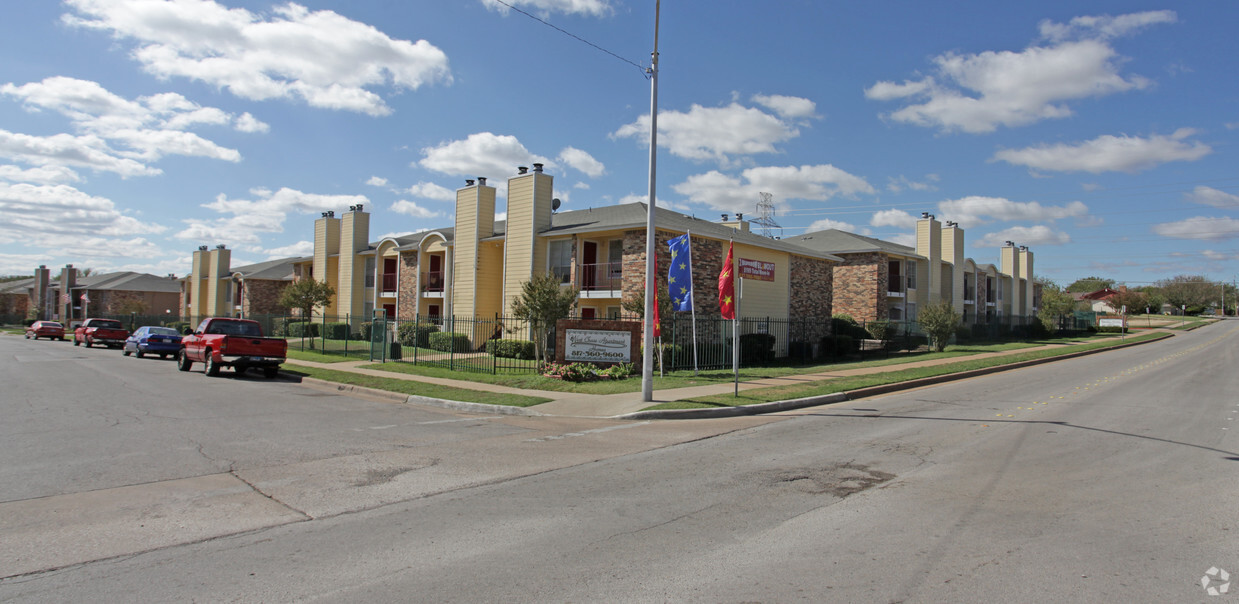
[
  {"x1": 1098, "y1": 317, "x2": 1125, "y2": 328},
  {"x1": 564, "y1": 329, "x2": 632, "y2": 363},
  {"x1": 737, "y1": 258, "x2": 775, "y2": 281}
]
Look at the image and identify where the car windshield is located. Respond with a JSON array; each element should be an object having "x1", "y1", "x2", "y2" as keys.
[
  {"x1": 149, "y1": 327, "x2": 178, "y2": 336},
  {"x1": 46, "y1": 322, "x2": 62, "y2": 328},
  {"x1": 94, "y1": 320, "x2": 123, "y2": 329}
]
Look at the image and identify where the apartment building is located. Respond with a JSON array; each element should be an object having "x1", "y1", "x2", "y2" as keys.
[
  {"x1": 180, "y1": 247, "x2": 301, "y2": 322},
  {"x1": 3, "y1": 264, "x2": 181, "y2": 323}
]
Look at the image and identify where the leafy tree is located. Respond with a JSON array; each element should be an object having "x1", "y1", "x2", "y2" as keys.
[
  {"x1": 1036, "y1": 282, "x2": 1077, "y2": 332},
  {"x1": 278, "y1": 278, "x2": 336, "y2": 318},
  {"x1": 1065, "y1": 276, "x2": 1114, "y2": 293},
  {"x1": 1157, "y1": 275, "x2": 1218, "y2": 314},
  {"x1": 1135, "y1": 286, "x2": 1166, "y2": 314},
  {"x1": 1106, "y1": 289, "x2": 1146, "y2": 315},
  {"x1": 620, "y1": 280, "x2": 672, "y2": 331},
  {"x1": 918, "y1": 301, "x2": 960, "y2": 352},
  {"x1": 510, "y1": 273, "x2": 579, "y2": 365}
]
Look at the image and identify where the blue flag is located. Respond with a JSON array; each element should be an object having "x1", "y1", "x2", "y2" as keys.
[{"x1": 667, "y1": 233, "x2": 694, "y2": 312}]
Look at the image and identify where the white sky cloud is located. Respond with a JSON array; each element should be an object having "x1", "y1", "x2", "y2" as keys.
[
  {"x1": 1186, "y1": 185, "x2": 1239, "y2": 208},
  {"x1": 865, "y1": 12, "x2": 1173, "y2": 133},
  {"x1": 0, "y1": 182, "x2": 161, "y2": 245},
  {"x1": 407, "y1": 181, "x2": 455, "y2": 202},
  {"x1": 366, "y1": 176, "x2": 388, "y2": 187},
  {"x1": 263, "y1": 240, "x2": 313, "y2": 258},
  {"x1": 480, "y1": 0, "x2": 614, "y2": 18},
  {"x1": 1039, "y1": 10, "x2": 1177, "y2": 42},
  {"x1": 752, "y1": 94, "x2": 818, "y2": 120},
  {"x1": 992, "y1": 129, "x2": 1210, "y2": 173},
  {"x1": 886, "y1": 174, "x2": 938, "y2": 193},
  {"x1": 176, "y1": 187, "x2": 367, "y2": 248},
  {"x1": 419, "y1": 132, "x2": 550, "y2": 192},
  {"x1": 870, "y1": 209, "x2": 918, "y2": 229},
  {"x1": 391, "y1": 199, "x2": 441, "y2": 219},
  {"x1": 807, "y1": 218, "x2": 858, "y2": 232},
  {"x1": 976, "y1": 225, "x2": 1071, "y2": 247},
  {"x1": 0, "y1": 164, "x2": 81, "y2": 184},
  {"x1": 1152, "y1": 216, "x2": 1239, "y2": 240},
  {"x1": 672, "y1": 164, "x2": 874, "y2": 213},
  {"x1": 613, "y1": 101, "x2": 805, "y2": 165},
  {"x1": 557, "y1": 146, "x2": 605, "y2": 178},
  {"x1": 937, "y1": 196, "x2": 1090, "y2": 227},
  {"x1": 63, "y1": 0, "x2": 452, "y2": 116}
]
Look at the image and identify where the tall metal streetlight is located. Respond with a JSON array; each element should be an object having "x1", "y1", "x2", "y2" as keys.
[{"x1": 640, "y1": 0, "x2": 660, "y2": 402}]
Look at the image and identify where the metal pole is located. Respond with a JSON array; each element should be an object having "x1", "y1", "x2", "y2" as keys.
[{"x1": 640, "y1": 0, "x2": 660, "y2": 402}]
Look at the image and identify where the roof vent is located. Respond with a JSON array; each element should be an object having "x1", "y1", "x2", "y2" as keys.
[
  {"x1": 532, "y1": 163, "x2": 543, "y2": 173},
  {"x1": 199, "y1": 245, "x2": 209, "y2": 251},
  {"x1": 216, "y1": 244, "x2": 226, "y2": 249},
  {"x1": 517, "y1": 166, "x2": 528, "y2": 175},
  {"x1": 721, "y1": 213, "x2": 729, "y2": 221},
  {"x1": 736, "y1": 212, "x2": 744, "y2": 220},
  {"x1": 946, "y1": 221, "x2": 956, "y2": 227},
  {"x1": 477, "y1": 177, "x2": 487, "y2": 186},
  {"x1": 1019, "y1": 245, "x2": 1028, "y2": 251},
  {"x1": 922, "y1": 212, "x2": 930, "y2": 218},
  {"x1": 348, "y1": 205, "x2": 356, "y2": 212},
  {"x1": 466, "y1": 179, "x2": 475, "y2": 186},
  {"x1": 356, "y1": 203, "x2": 363, "y2": 212},
  {"x1": 327, "y1": 211, "x2": 335, "y2": 218},
  {"x1": 1005, "y1": 240, "x2": 1015, "y2": 247}
]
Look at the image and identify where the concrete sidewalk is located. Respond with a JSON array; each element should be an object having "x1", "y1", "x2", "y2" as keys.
[{"x1": 284, "y1": 333, "x2": 1168, "y2": 418}]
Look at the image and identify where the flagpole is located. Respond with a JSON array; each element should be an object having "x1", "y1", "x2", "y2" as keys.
[
  {"x1": 688, "y1": 231, "x2": 699, "y2": 376},
  {"x1": 640, "y1": 0, "x2": 660, "y2": 403},
  {"x1": 734, "y1": 275, "x2": 740, "y2": 397}
]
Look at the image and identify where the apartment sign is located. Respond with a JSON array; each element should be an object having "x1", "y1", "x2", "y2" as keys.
[
  {"x1": 565, "y1": 329, "x2": 632, "y2": 363},
  {"x1": 737, "y1": 258, "x2": 776, "y2": 282}
]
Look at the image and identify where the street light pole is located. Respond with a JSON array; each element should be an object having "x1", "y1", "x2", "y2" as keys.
[{"x1": 640, "y1": 0, "x2": 660, "y2": 402}]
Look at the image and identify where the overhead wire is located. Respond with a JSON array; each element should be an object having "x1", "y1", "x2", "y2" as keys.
[{"x1": 488, "y1": 0, "x2": 649, "y2": 78}]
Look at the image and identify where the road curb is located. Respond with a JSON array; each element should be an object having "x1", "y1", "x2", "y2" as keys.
[
  {"x1": 297, "y1": 377, "x2": 544, "y2": 416},
  {"x1": 617, "y1": 332, "x2": 1173, "y2": 420}
]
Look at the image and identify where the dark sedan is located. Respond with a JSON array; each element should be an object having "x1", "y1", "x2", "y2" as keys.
[{"x1": 122, "y1": 326, "x2": 182, "y2": 359}]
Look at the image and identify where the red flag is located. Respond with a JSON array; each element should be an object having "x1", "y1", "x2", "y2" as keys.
[
  {"x1": 652, "y1": 254, "x2": 662, "y2": 337},
  {"x1": 719, "y1": 241, "x2": 735, "y2": 320}
]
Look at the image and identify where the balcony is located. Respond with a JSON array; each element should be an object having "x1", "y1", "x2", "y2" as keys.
[
  {"x1": 379, "y1": 273, "x2": 398, "y2": 296},
  {"x1": 963, "y1": 285, "x2": 975, "y2": 304},
  {"x1": 421, "y1": 271, "x2": 444, "y2": 298},
  {"x1": 579, "y1": 261, "x2": 623, "y2": 298},
  {"x1": 888, "y1": 275, "x2": 914, "y2": 297}
]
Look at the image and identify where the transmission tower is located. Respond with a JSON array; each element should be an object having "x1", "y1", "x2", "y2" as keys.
[{"x1": 752, "y1": 192, "x2": 782, "y2": 239}]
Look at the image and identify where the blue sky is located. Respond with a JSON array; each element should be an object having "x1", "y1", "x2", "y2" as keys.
[{"x1": 1, "y1": 1, "x2": 1236, "y2": 288}]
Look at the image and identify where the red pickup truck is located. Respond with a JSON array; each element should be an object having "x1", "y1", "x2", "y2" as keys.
[
  {"x1": 74, "y1": 318, "x2": 130, "y2": 348},
  {"x1": 177, "y1": 317, "x2": 287, "y2": 378}
]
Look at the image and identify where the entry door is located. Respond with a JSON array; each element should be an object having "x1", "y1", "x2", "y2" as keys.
[{"x1": 582, "y1": 241, "x2": 597, "y2": 289}]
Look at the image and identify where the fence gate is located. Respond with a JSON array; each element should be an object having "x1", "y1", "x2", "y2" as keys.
[{"x1": 369, "y1": 309, "x2": 389, "y2": 362}]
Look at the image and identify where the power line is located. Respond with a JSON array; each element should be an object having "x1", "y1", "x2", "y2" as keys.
[{"x1": 489, "y1": 0, "x2": 649, "y2": 77}]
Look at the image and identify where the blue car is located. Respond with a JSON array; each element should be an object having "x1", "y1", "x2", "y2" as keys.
[{"x1": 123, "y1": 326, "x2": 183, "y2": 359}]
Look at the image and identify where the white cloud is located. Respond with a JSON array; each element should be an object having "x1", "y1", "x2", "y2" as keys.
[
  {"x1": 0, "y1": 182, "x2": 163, "y2": 250},
  {"x1": 1153, "y1": 217, "x2": 1239, "y2": 240},
  {"x1": 1039, "y1": 10, "x2": 1177, "y2": 42},
  {"x1": 614, "y1": 102, "x2": 802, "y2": 164},
  {"x1": 886, "y1": 174, "x2": 938, "y2": 193},
  {"x1": 0, "y1": 164, "x2": 81, "y2": 184},
  {"x1": 176, "y1": 187, "x2": 367, "y2": 248},
  {"x1": 870, "y1": 209, "x2": 918, "y2": 229},
  {"x1": 64, "y1": 0, "x2": 452, "y2": 116},
  {"x1": 419, "y1": 132, "x2": 549, "y2": 190},
  {"x1": 263, "y1": 240, "x2": 314, "y2": 258},
  {"x1": 391, "y1": 199, "x2": 441, "y2": 219},
  {"x1": 976, "y1": 225, "x2": 1071, "y2": 247},
  {"x1": 557, "y1": 147, "x2": 605, "y2": 177},
  {"x1": 366, "y1": 176, "x2": 389, "y2": 187},
  {"x1": 672, "y1": 164, "x2": 874, "y2": 213},
  {"x1": 992, "y1": 129, "x2": 1210, "y2": 173},
  {"x1": 866, "y1": 12, "x2": 1172, "y2": 133},
  {"x1": 407, "y1": 181, "x2": 455, "y2": 201},
  {"x1": 1186, "y1": 185, "x2": 1239, "y2": 209},
  {"x1": 938, "y1": 196, "x2": 1089, "y2": 227},
  {"x1": 807, "y1": 218, "x2": 858, "y2": 232},
  {"x1": 481, "y1": 0, "x2": 613, "y2": 18},
  {"x1": 1, "y1": 76, "x2": 250, "y2": 175},
  {"x1": 1202, "y1": 250, "x2": 1239, "y2": 261},
  {"x1": 751, "y1": 94, "x2": 818, "y2": 120}
]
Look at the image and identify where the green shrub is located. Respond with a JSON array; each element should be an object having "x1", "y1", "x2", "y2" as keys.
[
  {"x1": 322, "y1": 322, "x2": 350, "y2": 340},
  {"x1": 286, "y1": 321, "x2": 320, "y2": 338},
  {"x1": 787, "y1": 340, "x2": 813, "y2": 361},
  {"x1": 486, "y1": 338, "x2": 535, "y2": 359},
  {"x1": 356, "y1": 322, "x2": 372, "y2": 341},
  {"x1": 397, "y1": 321, "x2": 439, "y2": 347},
  {"x1": 428, "y1": 331, "x2": 472, "y2": 352},
  {"x1": 739, "y1": 332, "x2": 776, "y2": 365},
  {"x1": 831, "y1": 314, "x2": 870, "y2": 340},
  {"x1": 866, "y1": 320, "x2": 895, "y2": 341},
  {"x1": 820, "y1": 334, "x2": 855, "y2": 358},
  {"x1": 164, "y1": 321, "x2": 191, "y2": 334},
  {"x1": 1097, "y1": 325, "x2": 1127, "y2": 333}
]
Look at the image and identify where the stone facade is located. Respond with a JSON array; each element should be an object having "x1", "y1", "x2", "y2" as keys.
[
  {"x1": 621, "y1": 230, "x2": 729, "y2": 319},
  {"x1": 789, "y1": 255, "x2": 833, "y2": 319},
  {"x1": 832, "y1": 252, "x2": 888, "y2": 322},
  {"x1": 91, "y1": 289, "x2": 181, "y2": 316},
  {"x1": 397, "y1": 251, "x2": 418, "y2": 320}
]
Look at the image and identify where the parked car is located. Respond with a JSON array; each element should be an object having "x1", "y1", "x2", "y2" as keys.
[
  {"x1": 73, "y1": 318, "x2": 130, "y2": 348},
  {"x1": 178, "y1": 317, "x2": 288, "y2": 378},
  {"x1": 25, "y1": 320, "x2": 65, "y2": 340},
  {"x1": 123, "y1": 326, "x2": 182, "y2": 359}
]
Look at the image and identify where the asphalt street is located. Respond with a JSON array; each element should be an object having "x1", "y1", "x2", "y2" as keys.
[{"x1": 1, "y1": 324, "x2": 1236, "y2": 602}]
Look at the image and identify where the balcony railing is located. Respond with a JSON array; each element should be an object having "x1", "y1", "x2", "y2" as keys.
[
  {"x1": 381, "y1": 273, "x2": 398, "y2": 293},
  {"x1": 580, "y1": 261, "x2": 622, "y2": 292},
  {"x1": 421, "y1": 271, "x2": 444, "y2": 293}
]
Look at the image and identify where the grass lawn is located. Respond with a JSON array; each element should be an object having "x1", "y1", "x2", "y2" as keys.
[
  {"x1": 286, "y1": 349, "x2": 367, "y2": 363},
  {"x1": 356, "y1": 337, "x2": 1094, "y2": 395},
  {"x1": 646, "y1": 332, "x2": 1165, "y2": 411},
  {"x1": 281, "y1": 366, "x2": 550, "y2": 407}
]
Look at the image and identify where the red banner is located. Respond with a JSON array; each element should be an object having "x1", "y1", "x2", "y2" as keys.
[{"x1": 737, "y1": 257, "x2": 775, "y2": 281}]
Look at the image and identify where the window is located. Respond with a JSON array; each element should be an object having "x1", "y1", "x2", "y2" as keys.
[
  {"x1": 998, "y1": 279, "x2": 1004, "y2": 301},
  {"x1": 549, "y1": 239, "x2": 572, "y2": 284},
  {"x1": 906, "y1": 261, "x2": 917, "y2": 290},
  {"x1": 364, "y1": 257, "x2": 376, "y2": 288}
]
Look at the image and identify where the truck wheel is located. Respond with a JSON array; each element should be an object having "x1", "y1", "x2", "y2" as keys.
[
  {"x1": 74, "y1": 337, "x2": 80, "y2": 347},
  {"x1": 263, "y1": 367, "x2": 279, "y2": 379},
  {"x1": 84, "y1": 338, "x2": 92, "y2": 348},
  {"x1": 136, "y1": 350, "x2": 145, "y2": 359},
  {"x1": 123, "y1": 348, "x2": 131, "y2": 357},
  {"x1": 177, "y1": 352, "x2": 192, "y2": 372},
  {"x1": 204, "y1": 352, "x2": 220, "y2": 377}
]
